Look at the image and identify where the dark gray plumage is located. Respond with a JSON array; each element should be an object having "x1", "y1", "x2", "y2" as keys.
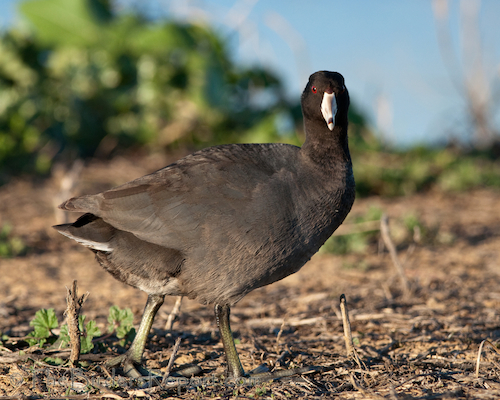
[{"x1": 54, "y1": 71, "x2": 355, "y2": 378}]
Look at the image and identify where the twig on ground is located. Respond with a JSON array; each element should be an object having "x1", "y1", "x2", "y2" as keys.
[
  {"x1": 475, "y1": 339, "x2": 500, "y2": 378},
  {"x1": 340, "y1": 294, "x2": 354, "y2": 357},
  {"x1": 380, "y1": 214, "x2": 410, "y2": 298},
  {"x1": 275, "y1": 317, "x2": 287, "y2": 355},
  {"x1": 476, "y1": 339, "x2": 487, "y2": 379},
  {"x1": 245, "y1": 316, "x2": 324, "y2": 328},
  {"x1": 340, "y1": 294, "x2": 363, "y2": 369},
  {"x1": 0, "y1": 350, "x2": 107, "y2": 363},
  {"x1": 350, "y1": 373, "x2": 385, "y2": 400},
  {"x1": 388, "y1": 386, "x2": 399, "y2": 400},
  {"x1": 0, "y1": 395, "x2": 119, "y2": 400},
  {"x1": 99, "y1": 391, "x2": 127, "y2": 399},
  {"x1": 162, "y1": 336, "x2": 182, "y2": 385},
  {"x1": 165, "y1": 296, "x2": 183, "y2": 330},
  {"x1": 65, "y1": 280, "x2": 89, "y2": 366},
  {"x1": 400, "y1": 243, "x2": 416, "y2": 267}
]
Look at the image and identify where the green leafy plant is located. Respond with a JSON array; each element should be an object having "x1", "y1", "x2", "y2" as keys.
[
  {"x1": 253, "y1": 385, "x2": 268, "y2": 397},
  {"x1": 1, "y1": 0, "x2": 310, "y2": 180},
  {"x1": 81, "y1": 319, "x2": 101, "y2": 352},
  {"x1": 107, "y1": 305, "x2": 135, "y2": 346},
  {"x1": 321, "y1": 206, "x2": 383, "y2": 255},
  {"x1": 352, "y1": 147, "x2": 500, "y2": 198},
  {"x1": 43, "y1": 356, "x2": 65, "y2": 365},
  {"x1": 26, "y1": 306, "x2": 130, "y2": 354},
  {"x1": 402, "y1": 212, "x2": 453, "y2": 246},
  {"x1": 59, "y1": 315, "x2": 102, "y2": 353},
  {"x1": 0, "y1": 223, "x2": 26, "y2": 258},
  {"x1": 26, "y1": 308, "x2": 59, "y2": 347}
]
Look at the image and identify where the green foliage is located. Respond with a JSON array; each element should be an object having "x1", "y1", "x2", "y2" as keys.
[
  {"x1": 43, "y1": 356, "x2": 65, "y2": 366},
  {"x1": 59, "y1": 315, "x2": 102, "y2": 353},
  {"x1": 254, "y1": 386, "x2": 267, "y2": 397},
  {"x1": 107, "y1": 305, "x2": 135, "y2": 345},
  {"x1": 0, "y1": 223, "x2": 27, "y2": 258},
  {"x1": 27, "y1": 308, "x2": 59, "y2": 347},
  {"x1": 81, "y1": 319, "x2": 101, "y2": 352},
  {"x1": 0, "y1": 0, "x2": 301, "y2": 180},
  {"x1": 26, "y1": 306, "x2": 129, "y2": 355},
  {"x1": 322, "y1": 206, "x2": 453, "y2": 257},
  {"x1": 1, "y1": 0, "x2": 497, "y2": 200},
  {"x1": 19, "y1": 0, "x2": 112, "y2": 47},
  {"x1": 403, "y1": 213, "x2": 424, "y2": 238},
  {"x1": 353, "y1": 147, "x2": 500, "y2": 197},
  {"x1": 321, "y1": 206, "x2": 382, "y2": 255},
  {"x1": 400, "y1": 212, "x2": 453, "y2": 246}
]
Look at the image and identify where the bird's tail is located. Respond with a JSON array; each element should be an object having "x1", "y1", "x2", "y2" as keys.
[{"x1": 53, "y1": 213, "x2": 114, "y2": 252}]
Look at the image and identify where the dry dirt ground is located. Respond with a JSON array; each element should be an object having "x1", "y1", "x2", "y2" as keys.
[{"x1": 0, "y1": 153, "x2": 499, "y2": 399}]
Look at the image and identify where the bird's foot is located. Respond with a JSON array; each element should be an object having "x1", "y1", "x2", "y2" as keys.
[
  {"x1": 106, "y1": 353, "x2": 152, "y2": 378},
  {"x1": 106, "y1": 353, "x2": 202, "y2": 380},
  {"x1": 227, "y1": 365, "x2": 317, "y2": 383},
  {"x1": 251, "y1": 365, "x2": 317, "y2": 381}
]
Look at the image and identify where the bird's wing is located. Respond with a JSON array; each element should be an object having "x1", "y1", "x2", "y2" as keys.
[{"x1": 59, "y1": 144, "x2": 300, "y2": 250}]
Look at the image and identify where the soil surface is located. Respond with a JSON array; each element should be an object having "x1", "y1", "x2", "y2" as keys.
[{"x1": 0, "y1": 153, "x2": 499, "y2": 399}]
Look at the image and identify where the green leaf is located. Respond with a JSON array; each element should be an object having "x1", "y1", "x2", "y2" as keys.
[
  {"x1": 59, "y1": 315, "x2": 101, "y2": 353},
  {"x1": 0, "y1": 223, "x2": 27, "y2": 258},
  {"x1": 19, "y1": 0, "x2": 107, "y2": 47},
  {"x1": 120, "y1": 327, "x2": 136, "y2": 347},
  {"x1": 30, "y1": 308, "x2": 59, "y2": 332},
  {"x1": 107, "y1": 305, "x2": 134, "y2": 339},
  {"x1": 58, "y1": 324, "x2": 70, "y2": 348},
  {"x1": 81, "y1": 319, "x2": 101, "y2": 353},
  {"x1": 0, "y1": 223, "x2": 12, "y2": 238},
  {"x1": 27, "y1": 308, "x2": 59, "y2": 347},
  {"x1": 126, "y1": 22, "x2": 193, "y2": 55},
  {"x1": 26, "y1": 332, "x2": 42, "y2": 347},
  {"x1": 43, "y1": 356, "x2": 65, "y2": 365}
]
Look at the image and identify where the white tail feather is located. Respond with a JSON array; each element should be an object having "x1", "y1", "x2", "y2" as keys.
[{"x1": 58, "y1": 230, "x2": 113, "y2": 252}]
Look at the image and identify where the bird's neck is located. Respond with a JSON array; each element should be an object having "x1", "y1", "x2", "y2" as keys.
[{"x1": 301, "y1": 120, "x2": 352, "y2": 168}]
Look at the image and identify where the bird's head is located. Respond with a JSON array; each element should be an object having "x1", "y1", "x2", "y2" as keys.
[{"x1": 301, "y1": 71, "x2": 349, "y2": 131}]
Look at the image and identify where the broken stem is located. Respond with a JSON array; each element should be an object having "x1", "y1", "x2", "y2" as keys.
[
  {"x1": 65, "y1": 280, "x2": 89, "y2": 366},
  {"x1": 165, "y1": 296, "x2": 183, "y2": 331},
  {"x1": 380, "y1": 214, "x2": 410, "y2": 297},
  {"x1": 162, "y1": 337, "x2": 182, "y2": 384},
  {"x1": 340, "y1": 294, "x2": 362, "y2": 369}
]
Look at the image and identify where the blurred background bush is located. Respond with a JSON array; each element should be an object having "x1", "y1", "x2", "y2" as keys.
[
  {"x1": 0, "y1": 0, "x2": 499, "y2": 197},
  {"x1": 0, "y1": 0, "x2": 301, "y2": 177}
]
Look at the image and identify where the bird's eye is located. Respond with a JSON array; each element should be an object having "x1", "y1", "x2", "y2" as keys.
[{"x1": 311, "y1": 86, "x2": 317, "y2": 93}]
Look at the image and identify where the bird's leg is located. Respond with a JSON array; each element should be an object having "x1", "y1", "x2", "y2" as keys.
[
  {"x1": 215, "y1": 304, "x2": 245, "y2": 378},
  {"x1": 215, "y1": 304, "x2": 319, "y2": 383},
  {"x1": 107, "y1": 294, "x2": 165, "y2": 378}
]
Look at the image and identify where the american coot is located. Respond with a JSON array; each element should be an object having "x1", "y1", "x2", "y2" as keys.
[{"x1": 54, "y1": 71, "x2": 355, "y2": 378}]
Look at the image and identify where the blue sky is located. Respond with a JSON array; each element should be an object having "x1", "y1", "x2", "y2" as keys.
[{"x1": 1, "y1": 0, "x2": 499, "y2": 148}]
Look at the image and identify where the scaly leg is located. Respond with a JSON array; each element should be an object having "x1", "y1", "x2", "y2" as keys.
[
  {"x1": 107, "y1": 294, "x2": 164, "y2": 378},
  {"x1": 215, "y1": 304, "x2": 245, "y2": 378},
  {"x1": 215, "y1": 303, "x2": 318, "y2": 382}
]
